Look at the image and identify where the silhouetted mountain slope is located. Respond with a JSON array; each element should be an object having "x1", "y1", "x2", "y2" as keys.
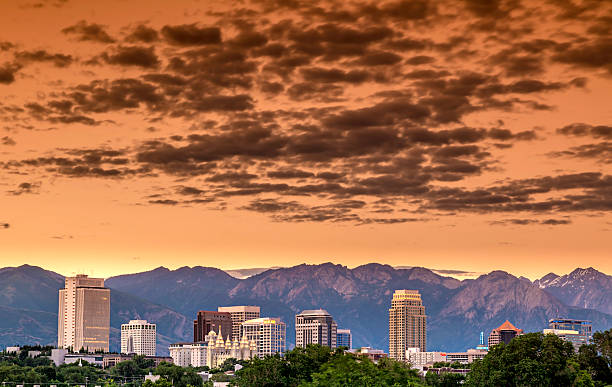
[
  {"x1": 0, "y1": 265, "x2": 64, "y2": 313},
  {"x1": 535, "y1": 267, "x2": 612, "y2": 315},
  {"x1": 106, "y1": 266, "x2": 239, "y2": 317},
  {"x1": 0, "y1": 265, "x2": 191, "y2": 355},
  {"x1": 1, "y1": 263, "x2": 611, "y2": 354}
]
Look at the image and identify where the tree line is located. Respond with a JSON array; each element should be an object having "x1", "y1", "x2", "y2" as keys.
[{"x1": 1, "y1": 329, "x2": 610, "y2": 386}]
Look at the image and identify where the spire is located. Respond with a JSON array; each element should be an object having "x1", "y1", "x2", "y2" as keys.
[{"x1": 216, "y1": 326, "x2": 225, "y2": 347}]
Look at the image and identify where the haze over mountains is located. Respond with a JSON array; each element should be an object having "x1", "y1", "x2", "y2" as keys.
[{"x1": 0, "y1": 263, "x2": 610, "y2": 355}]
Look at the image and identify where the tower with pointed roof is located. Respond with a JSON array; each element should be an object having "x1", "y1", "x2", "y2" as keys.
[{"x1": 488, "y1": 320, "x2": 523, "y2": 347}]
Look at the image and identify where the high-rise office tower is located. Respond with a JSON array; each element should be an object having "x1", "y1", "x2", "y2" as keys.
[
  {"x1": 240, "y1": 317, "x2": 286, "y2": 356},
  {"x1": 295, "y1": 309, "x2": 337, "y2": 348},
  {"x1": 58, "y1": 274, "x2": 110, "y2": 352},
  {"x1": 389, "y1": 289, "x2": 427, "y2": 361},
  {"x1": 488, "y1": 320, "x2": 523, "y2": 347},
  {"x1": 337, "y1": 329, "x2": 352, "y2": 349},
  {"x1": 217, "y1": 306, "x2": 261, "y2": 341},
  {"x1": 121, "y1": 320, "x2": 156, "y2": 356},
  {"x1": 193, "y1": 311, "x2": 233, "y2": 342}
]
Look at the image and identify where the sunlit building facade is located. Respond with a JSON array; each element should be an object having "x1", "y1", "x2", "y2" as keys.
[
  {"x1": 121, "y1": 319, "x2": 156, "y2": 356},
  {"x1": 240, "y1": 317, "x2": 286, "y2": 356},
  {"x1": 545, "y1": 318, "x2": 592, "y2": 351},
  {"x1": 295, "y1": 309, "x2": 337, "y2": 349},
  {"x1": 58, "y1": 275, "x2": 110, "y2": 352},
  {"x1": 389, "y1": 289, "x2": 427, "y2": 361},
  {"x1": 488, "y1": 320, "x2": 523, "y2": 347},
  {"x1": 218, "y1": 306, "x2": 261, "y2": 341}
]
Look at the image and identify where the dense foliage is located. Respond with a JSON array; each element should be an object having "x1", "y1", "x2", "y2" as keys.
[
  {"x1": 232, "y1": 346, "x2": 425, "y2": 386},
  {"x1": 1, "y1": 329, "x2": 611, "y2": 387},
  {"x1": 466, "y1": 331, "x2": 612, "y2": 387}
]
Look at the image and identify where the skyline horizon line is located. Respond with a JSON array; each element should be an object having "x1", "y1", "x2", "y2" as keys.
[{"x1": 4, "y1": 260, "x2": 609, "y2": 282}]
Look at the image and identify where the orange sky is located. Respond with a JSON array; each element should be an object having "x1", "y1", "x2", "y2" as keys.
[{"x1": 0, "y1": 0, "x2": 610, "y2": 280}]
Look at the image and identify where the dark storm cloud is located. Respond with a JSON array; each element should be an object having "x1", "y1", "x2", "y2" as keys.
[
  {"x1": 1, "y1": 148, "x2": 145, "y2": 178},
  {"x1": 125, "y1": 25, "x2": 159, "y2": 43},
  {"x1": 4, "y1": 0, "x2": 611, "y2": 227},
  {"x1": 557, "y1": 123, "x2": 612, "y2": 139},
  {"x1": 161, "y1": 24, "x2": 222, "y2": 45},
  {"x1": 490, "y1": 218, "x2": 572, "y2": 226},
  {"x1": 1, "y1": 136, "x2": 16, "y2": 146},
  {"x1": 552, "y1": 38, "x2": 612, "y2": 74},
  {"x1": 549, "y1": 142, "x2": 612, "y2": 164},
  {"x1": 101, "y1": 46, "x2": 159, "y2": 68},
  {"x1": 0, "y1": 64, "x2": 19, "y2": 84},
  {"x1": 267, "y1": 169, "x2": 314, "y2": 179},
  {"x1": 0, "y1": 41, "x2": 15, "y2": 51},
  {"x1": 8, "y1": 182, "x2": 40, "y2": 196},
  {"x1": 426, "y1": 172, "x2": 612, "y2": 213},
  {"x1": 61, "y1": 21, "x2": 115, "y2": 43},
  {"x1": 300, "y1": 67, "x2": 371, "y2": 84},
  {"x1": 14, "y1": 50, "x2": 74, "y2": 67}
]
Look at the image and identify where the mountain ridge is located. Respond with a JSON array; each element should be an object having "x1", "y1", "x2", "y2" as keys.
[{"x1": 0, "y1": 263, "x2": 610, "y2": 354}]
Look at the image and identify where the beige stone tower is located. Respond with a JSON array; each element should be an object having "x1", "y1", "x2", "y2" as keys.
[
  {"x1": 389, "y1": 289, "x2": 427, "y2": 361},
  {"x1": 58, "y1": 274, "x2": 110, "y2": 352}
]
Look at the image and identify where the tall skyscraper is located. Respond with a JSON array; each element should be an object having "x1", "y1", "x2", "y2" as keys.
[
  {"x1": 240, "y1": 317, "x2": 286, "y2": 356},
  {"x1": 488, "y1": 320, "x2": 523, "y2": 347},
  {"x1": 217, "y1": 306, "x2": 261, "y2": 341},
  {"x1": 337, "y1": 329, "x2": 352, "y2": 349},
  {"x1": 193, "y1": 311, "x2": 232, "y2": 342},
  {"x1": 545, "y1": 318, "x2": 592, "y2": 351},
  {"x1": 389, "y1": 289, "x2": 427, "y2": 361},
  {"x1": 121, "y1": 320, "x2": 156, "y2": 356},
  {"x1": 58, "y1": 275, "x2": 110, "y2": 352},
  {"x1": 295, "y1": 309, "x2": 337, "y2": 349}
]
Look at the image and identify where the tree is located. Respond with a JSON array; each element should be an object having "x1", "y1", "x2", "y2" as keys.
[
  {"x1": 593, "y1": 330, "x2": 612, "y2": 368},
  {"x1": 285, "y1": 345, "x2": 333, "y2": 384},
  {"x1": 232, "y1": 355, "x2": 290, "y2": 387},
  {"x1": 304, "y1": 353, "x2": 424, "y2": 387},
  {"x1": 465, "y1": 333, "x2": 593, "y2": 387},
  {"x1": 425, "y1": 371, "x2": 465, "y2": 387},
  {"x1": 577, "y1": 344, "x2": 612, "y2": 386},
  {"x1": 154, "y1": 362, "x2": 202, "y2": 387}
]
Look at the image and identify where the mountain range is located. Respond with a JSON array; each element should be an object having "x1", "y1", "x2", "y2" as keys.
[{"x1": 0, "y1": 263, "x2": 610, "y2": 355}]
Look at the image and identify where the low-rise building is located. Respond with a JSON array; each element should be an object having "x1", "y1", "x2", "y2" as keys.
[
  {"x1": 546, "y1": 318, "x2": 592, "y2": 351},
  {"x1": 349, "y1": 347, "x2": 388, "y2": 362},
  {"x1": 445, "y1": 349, "x2": 488, "y2": 364},
  {"x1": 405, "y1": 348, "x2": 446, "y2": 369},
  {"x1": 337, "y1": 329, "x2": 352, "y2": 349}
]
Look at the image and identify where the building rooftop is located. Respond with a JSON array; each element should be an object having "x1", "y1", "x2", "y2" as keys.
[
  {"x1": 242, "y1": 317, "x2": 282, "y2": 324},
  {"x1": 298, "y1": 309, "x2": 331, "y2": 316},
  {"x1": 495, "y1": 320, "x2": 520, "y2": 331}
]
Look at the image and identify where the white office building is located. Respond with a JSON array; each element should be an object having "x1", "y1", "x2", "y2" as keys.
[
  {"x1": 240, "y1": 317, "x2": 286, "y2": 356},
  {"x1": 121, "y1": 320, "x2": 157, "y2": 356},
  {"x1": 295, "y1": 309, "x2": 337, "y2": 349}
]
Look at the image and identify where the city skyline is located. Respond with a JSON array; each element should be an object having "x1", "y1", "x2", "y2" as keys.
[{"x1": 0, "y1": 0, "x2": 610, "y2": 280}]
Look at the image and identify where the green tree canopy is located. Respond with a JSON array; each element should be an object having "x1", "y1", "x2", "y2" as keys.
[{"x1": 466, "y1": 332, "x2": 593, "y2": 387}]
